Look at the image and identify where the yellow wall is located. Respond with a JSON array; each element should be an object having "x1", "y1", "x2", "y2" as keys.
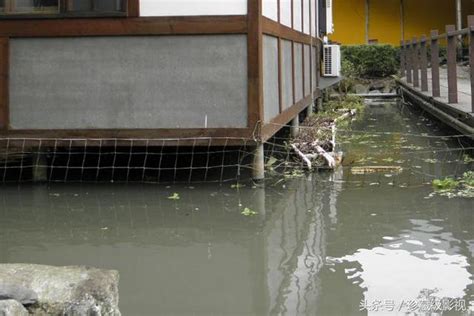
[
  {"x1": 331, "y1": 0, "x2": 366, "y2": 44},
  {"x1": 330, "y1": 0, "x2": 472, "y2": 45}
]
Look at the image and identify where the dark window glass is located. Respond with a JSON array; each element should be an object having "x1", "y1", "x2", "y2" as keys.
[
  {"x1": 12, "y1": 0, "x2": 59, "y2": 13},
  {"x1": 68, "y1": 0, "x2": 124, "y2": 13}
]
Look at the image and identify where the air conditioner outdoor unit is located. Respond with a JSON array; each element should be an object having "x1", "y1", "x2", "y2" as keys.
[{"x1": 323, "y1": 44, "x2": 341, "y2": 77}]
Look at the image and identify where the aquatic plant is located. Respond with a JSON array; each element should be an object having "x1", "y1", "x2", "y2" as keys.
[
  {"x1": 431, "y1": 172, "x2": 474, "y2": 198},
  {"x1": 241, "y1": 207, "x2": 257, "y2": 216},
  {"x1": 167, "y1": 193, "x2": 180, "y2": 200}
]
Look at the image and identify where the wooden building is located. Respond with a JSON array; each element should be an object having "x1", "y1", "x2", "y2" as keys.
[{"x1": 0, "y1": 0, "x2": 334, "y2": 180}]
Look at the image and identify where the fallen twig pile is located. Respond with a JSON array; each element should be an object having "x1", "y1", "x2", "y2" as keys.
[{"x1": 291, "y1": 108, "x2": 357, "y2": 170}]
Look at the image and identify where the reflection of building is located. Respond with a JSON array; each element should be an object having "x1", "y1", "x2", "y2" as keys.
[
  {"x1": 0, "y1": 0, "x2": 334, "y2": 180},
  {"x1": 331, "y1": 0, "x2": 474, "y2": 45},
  {"x1": 0, "y1": 176, "x2": 337, "y2": 315}
]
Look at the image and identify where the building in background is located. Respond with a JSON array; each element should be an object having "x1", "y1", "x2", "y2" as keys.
[{"x1": 330, "y1": 0, "x2": 474, "y2": 45}]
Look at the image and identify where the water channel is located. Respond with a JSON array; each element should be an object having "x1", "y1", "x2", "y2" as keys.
[{"x1": 0, "y1": 100, "x2": 473, "y2": 315}]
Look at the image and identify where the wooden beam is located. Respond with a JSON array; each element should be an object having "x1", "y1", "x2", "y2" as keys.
[
  {"x1": 262, "y1": 17, "x2": 313, "y2": 45},
  {"x1": 446, "y1": 24, "x2": 458, "y2": 103},
  {"x1": 430, "y1": 30, "x2": 440, "y2": 97},
  {"x1": 468, "y1": 15, "x2": 474, "y2": 112},
  {"x1": 247, "y1": 0, "x2": 264, "y2": 136},
  {"x1": 0, "y1": 38, "x2": 8, "y2": 130},
  {"x1": 0, "y1": 16, "x2": 248, "y2": 37},
  {"x1": 127, "y1": 0, "x2": 140, "y2": 17}
]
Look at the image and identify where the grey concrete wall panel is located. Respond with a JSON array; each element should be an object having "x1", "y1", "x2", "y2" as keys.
[
  {"x1": 294, "y1": 43, "x2": 303, "y2": 102},
  {"x1": 263, "y1": 35, "x2": 280, "y2": 123},
  {"x1": 10, "y1": 35, "x2": 248, "y2": 129},
  {"x1": 281, "y1": 40, "x2": 293, "y2": 109},
  {"x1": 304, "y1": 44, "x2": 311, "y2": 97}
]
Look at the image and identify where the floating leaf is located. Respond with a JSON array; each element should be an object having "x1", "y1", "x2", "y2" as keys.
[
  {"x1": 241, "y1": 207, "x2": 258, "y2": 216},
  {"x1": 168, "y1": 193, "x2": 180, "y2": 200}
]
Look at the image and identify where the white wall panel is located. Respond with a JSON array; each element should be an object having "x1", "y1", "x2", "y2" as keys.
[
  {"x1": 303, "y1": 0, "x2": 311, "y2": 35},
  {"x1": 263, "y1": 36, "x2": 280, "y2": 123},
  {"x1": 311, "y1": 0, "x2": 316, "y2": 36},
  {"x1": 140, "y1": 0, "x2": 247, "y2": 16},
  {"x1": 263, "y1": 0, "x2": 278, "y2": 21},
  {"x1": 280, "y1": 0, "x2": 292, "y2": 27},
  {"x1": 293, "y1": 0, "x2": 302, "y2": 31}
]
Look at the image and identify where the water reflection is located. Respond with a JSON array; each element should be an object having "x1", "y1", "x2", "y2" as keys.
[
  {"x1": 0, "y1": 101, "x2": 473, "y2": 315},
  {"x1": 0, "y1": 176, "x2": 334, "y2": 315}
]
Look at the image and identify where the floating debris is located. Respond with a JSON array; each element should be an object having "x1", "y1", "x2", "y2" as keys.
[
  {"x1": 241, "y1": 207, "x2": 258, "y2": 217},
  {"x1": 351, "y1": 166, "x2": 403, "y2": 175},
  {"x1": 167, "y1": 193, "x2": 180, "y2": 200}
]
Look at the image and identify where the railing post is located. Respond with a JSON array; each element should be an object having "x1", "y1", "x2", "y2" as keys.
[
  {"x1": 446, "y1": 25, "x2": 458, "y2": 104},
  {"x1": 420, "y1": 35, "x2": 428, "y2": 92},
  {"x1": 412, "y1": 37, "x2": 419, "y2": 88},
  {"x1": 406, "y1": 41, "x2": 413, "y2": 84},
  {"x1": 430, "y1": 30, "x2": 440, "y2": 97},
  {"x1": 469, "y1": 15, "x2": 474, "y2": 112},
  {"x1": 400, "y1": 40, "x2": 406, "y2": 78}
]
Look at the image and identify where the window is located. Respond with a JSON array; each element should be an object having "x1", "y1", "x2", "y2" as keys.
[{"x1": 0, "y1": 0, "x2": 127, "y2": 17}]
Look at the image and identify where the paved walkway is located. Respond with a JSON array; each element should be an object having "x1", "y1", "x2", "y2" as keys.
[{"x1": 402, "y1": 66, "x2": 473, "y2": 116}]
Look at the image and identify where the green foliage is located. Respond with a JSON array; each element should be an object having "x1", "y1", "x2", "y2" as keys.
[
  {"x1": 241, "y1": 207, "x2": 258, "y2": 216},
  {"x1": 341, "y1": 45, "x2": 400, "y2": 78},
  {"x1": 167, "y1": 193, "x2": 180, "y2": 200},
  {"x1": 431, "y1": 172, "x2": 474, "y2": 198},
  {"x1": 432, "y1": 178, "x2": 459, "y2": 191}
]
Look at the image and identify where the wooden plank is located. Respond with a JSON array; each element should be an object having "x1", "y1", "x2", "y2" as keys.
[
  {"x1": 127, "y1": 0, "x2": 140, "y2": 17},
  {"x1": 406, "y1": 41, "x2": 412, "y2": 84},
  {"x1": 420, "y1": 35, "x2": 428, "y2": 92},
  {"x1": 260, "y1": 95, "x2": 313, "y2": 141},
  {"x1": 0, "y1": 16, "x2": 248, "y2": 37},
  {"x1": 412, "y1": 37, "x2": 419, "y2": 88},
  {"x1": 247, "y1": 0, "x2": 264, "y2": 136},
  {"x1": 469, "y1": 15, "x2": 474, "y2": 112},
  {"x1": 446, "y1": 24, "x2": 458, "y2": 104},
  {"x1": 400, "y1": 40, "x2": 406, "y2": 78},
  {"x1": 0, "y1": 38, "x2": 8, "y2": 130},
  {"x1": 262, "y1": 17, "x2": 313, "y2": 45},
  {"x1": 430, "y1": 30, "x2": 440, "y2": 98}
]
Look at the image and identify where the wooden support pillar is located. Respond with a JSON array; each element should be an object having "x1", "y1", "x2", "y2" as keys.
[
  {"x1": 291, "y1": 115, "x2": 300, "y2": 138},
  {"x1": 446, "y1": 25, "x2": 458, "y2": 104},
  {"x1": 406, "y1": 41, "x2": 413, "y2": 84},
  {"x1": 32, "y1": 152, "x2": 48, "y2": 183},
  {"x1": 412, "y1": 38, "x2": 419, "y2": 88},
  {"x1": 469, "y1": 15, "x2": 474, "y2": 112},
  {"x1": 0, "y1": 38, "x2": 8, "y2": 130},
  {"x1": 400, "y1": 40, "x2": 406, "y2": 78},
  {"x1": 252, "y1": 143, "x2": 265, "y2": 181},
  {"x1": 420, "y1": 35, "x2": 428, "y2": 92},
  {"x1": 430, "y1": 30, "x2": 441, "y2": 98}
]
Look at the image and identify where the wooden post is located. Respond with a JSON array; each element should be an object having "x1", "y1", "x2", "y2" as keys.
[
  {"x1": 412, "y1": 38, "x2": 419, "y2": 88},
  {"x1": 469, "y1": 15, "x2": 474, "y2": 112},
  {"x1": 0, "y1": 38, "x2": 8, "y2": 130},
  {"x1": 400, "y1": 40, "x2": 406, "y2": 78},
  {"x1": 430, "y1": 30, "x2": 441, "y2": 97},
  {"x1": 252, "y1": 143, "x2": 265, "y2": 181},
  {"x1": 406, "y1": 41, "x2": 413, "y2": 84},
  {"x1": 420, "y1": 35, "x2": 428, "y2": 92},
  {"x1": 446, "y1": 25, "x2": 458, "y2": 104}
]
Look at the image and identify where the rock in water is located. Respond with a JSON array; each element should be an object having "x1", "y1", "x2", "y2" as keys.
[
  {"x1": 0, "y1": 283, "x2": 38, "y2": 305},
  {"x1": 0, "y1": 300, "x2": 29, "y2": 316},
  {"x1": 0, "y1": 264, "x2": 120, "y2": 315}
]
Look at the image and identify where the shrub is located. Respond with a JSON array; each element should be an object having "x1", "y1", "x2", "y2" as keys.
[{"x1": 341, "y1": 45, "x2": 400, "y2": 78}]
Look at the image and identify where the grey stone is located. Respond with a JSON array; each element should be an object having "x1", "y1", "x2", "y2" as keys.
[
  {"x1": 354, "y1": 84, "x2": 369, "y2": 94},
  {"x1": 0, "y1": 264, "x2": 120, "y2": 316},
  {"x1": 0, "y1": 283, "x2": 38, "y2": 305},
  {"x1": 0, "y1": 300, "x2": 29, "y2": 316}
]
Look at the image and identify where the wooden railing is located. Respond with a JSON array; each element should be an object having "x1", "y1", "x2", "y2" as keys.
[{"x1": 400, "y1": 15, "x2": 474, "y2": 112}]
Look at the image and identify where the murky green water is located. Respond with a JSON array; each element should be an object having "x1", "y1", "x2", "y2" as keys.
[{"x1": 0, "y1": 101, "x2": 473, "y2": 315}]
